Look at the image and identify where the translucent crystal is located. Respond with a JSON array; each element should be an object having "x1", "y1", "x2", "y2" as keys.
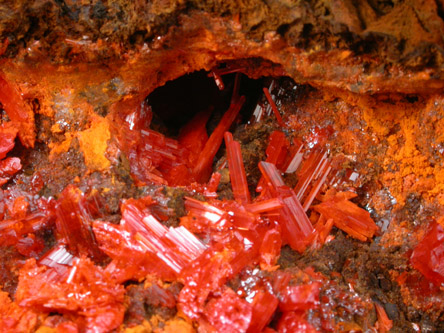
[
  {"x1": 410, "y1": 223, "x2": 444, "y2": 286},
  {"x1": 0, "y1": 122, "x2": 18, "y2": 159},
  {"x1": 259, "y1": 161, "x2": 314, "y2": 252},
  {"x1": 55, "y1": 185, "x2": 104, "y2": 259},
  {"x1": 0, "y1": 75, "x2": 35, "y2": 147},
  {"x1": 263, "y1": 87, "x2": 285, "y2": 127},
  {"x1": 313, "y1": 193, "x2": 378, "y2": 241},
  {"x1": 193, "y1": 96, "x2": 245, "y2": 182},
  {"x1": 224, "y1": 132, "x2": 251, "y2": 204},
  {"x1": 0, "y1": 157, "x2": 22, "y2": 186},
  {"x1": 15, "y1": 257, "x2": 125, "y2": 332},
  {"x1": 204, "y1": 288, "x2": 253, "y2": 332},
  {"x1": 247, "y1": 291, "x2": 279, "y2": 333}
]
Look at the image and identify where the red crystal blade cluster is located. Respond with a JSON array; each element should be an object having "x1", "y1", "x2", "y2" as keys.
[
  {"x1": 0, "y1": 74, "x2": 383, "y2": 332},
  {"x1": 313, "y1": 191, "x2": 378, "y2": 242},
  {"x1": 55, "y1": 185, "x2": 104, "y2": 259},
  {"x1": 259, "y1": 161, "x2": 314, "y2": 252}
]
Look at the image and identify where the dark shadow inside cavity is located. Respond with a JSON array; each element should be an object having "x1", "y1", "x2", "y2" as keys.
[{"x1": 146, "y1": 70, "x2": 264, "y2": 137}]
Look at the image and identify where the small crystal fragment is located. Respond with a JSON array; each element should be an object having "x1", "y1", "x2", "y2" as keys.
[
  {"x1": 210, "y1": 71, "x2": 225, "y2": 90},
  {"x1": 302, "y1": 159, "x2": 331, "y2": 211},
  {"x1": 38, "y1": 244, "x2": 75, "y2": 280},
  {"x1": 375, "y1": 303, "x2": 393, "y2": 333},
  {"x1": 284, "y1": 139, "x2": 304, "y2": 174},
  {"x1": 16, "y1": 234, "x2": 44, "y2": 258}
]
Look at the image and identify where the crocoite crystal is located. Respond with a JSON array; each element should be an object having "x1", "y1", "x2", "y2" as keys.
[
  {"x1": 313, "y1": 191, "x2": 378, "y2": 242},
  {"x1": 55, "y1": 185, "x2": 104, "y2": 259},
  {"x1": 224, "y1": 132, "x2": 250, "y2": 204},
  {"x1": 259, "y1": 161, "x2": 314, "y2": 252},
  {"x1": 410, "y1": 223, "x2": 444, "y2": 286},
  {"x1": 15, "y1": 257, "x2": 125, "y2": 332},
  {"x1": 1, "y1": 77, "x2": 385, "y2": 332},
  {"x1": 0, "y1": 74, "x2": 35, "y2": 148}
]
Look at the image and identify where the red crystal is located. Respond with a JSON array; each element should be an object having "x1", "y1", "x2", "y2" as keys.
[
  {"x1": 410, "y1": 223, "x2": 444, "y2": 286},
  {"x1": 193, "y1": 96, "x2": 246, "y2": 182},
  {"x1": 224, "y1": 132, "x2": 251, "y2": 204},
  {"x1": 266, "y1": 131, "x2": 290, "y2": 169},
  {"x1": 313, "y1": 192, "x2": 378, "y2": 241},
  {"x1": 16, "y1": 234, "x2": 45, "y2": 257},
  {"x1": 15, "y1": 257, "x2": 125, "y2": 332},
  {"x1": 257, "y1": 131, "x2": 289, "y2": 192},
  {"x1": 93, "y1": 220, "x2": 176, "y2": 282},
  {"x1": 231, "y1": 73, "x2": 241, "y2": 104},
  {"x1": 246, "y1": 198, "x2": 283, "y2": 214},
  {"x1": 302, "y1": 159, "x2": 331, "y2": 212},
  {"x1": 283, "y1": 139, "x2": 304, "y2": 173},
  {"x1": 204, "y1": 288, "x2": 253, "y2": 332},
  {"x1": 311, "y1": 217, "x2": 334, "y2": 248},
  {"x1": 0, "y1": 290, "x2": 41, "y2": 332},
  {"x1": 277, "y1": 311, "x2": 317, "y2": 333},
  {"x1": 294, "y1": 148, "x2": 328, "y2": 201},
  {"x1": 247, "y1": 290, "x2": 279, "y2": 333},
  {"x1": 178, "y1": 245, "x2": 233, "y2": 319},
  {"x1": 259, "y1": 161, "x2": 314, "y2": 253},
  {"x1": 210, "y1": 71, "x2": 225, "y2": 90},
  {"x1": 278, "y1": 283, "x2": 321, "y2": 312},
  {"x1": 38, "y1": 244, "x2": 76, "y2": 281},
  {"x1": 0, "y1": 75, "x2": 35, "y2": 148},
  {"x1": 0, "y1": 122, "x2": 18, "y2": 159},
  {"x1": 178, "y1": 110, "x2": 211, "y2": 166},
  {"x1": 229, "y1": 229, "x2": 262, "y2": 276},
  {"x1": 263, "y1": 87, "x2": 285, "y2": 127},
  {"x1": 181, "y1": 197, "x2": 231, "y2": 234},
  {"x1": 206, "y1": 171, "x2": 222, "y2": 194},
  {"x1": 0, "y1": 210, "x2": 54, "y2": 247},
  {"x1": 121, "y1": 199, "x2": 206, "y2": 274},
  {"x1": 375, "y1": 303, "x2": 393, "y2": 333},
  {"x1": 55, "y1": 185, "x2": 104, "y2": 259},
  {"x1": 259, "y1": 228, "x2": 282, "y2": 270},
  {"x1": 0, "y1": 157, "x2": 21, "y2": 186}
]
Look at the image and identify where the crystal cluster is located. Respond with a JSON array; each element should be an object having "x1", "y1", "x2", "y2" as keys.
[{"x1": 0, "y1": 73, "x2": 383, "y2": 331}]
